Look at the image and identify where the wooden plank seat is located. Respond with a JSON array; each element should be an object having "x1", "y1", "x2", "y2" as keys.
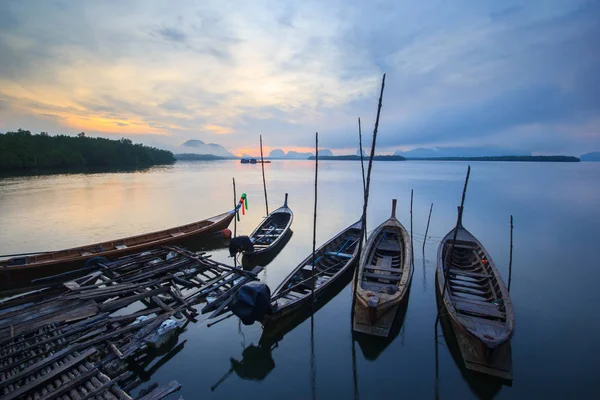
[
  {"x1": 449, "y1": 269, "x2": 491, "y2": 278},
  {"x1": 325, "y1": 251, "x2": 353, "y2": 258},
  {"x1": 365, "y1": 265, "x2": 402, "y2": 274},
  {"x1": 452, "y1": 299, "x2": 505, "y2": 319},
  {"x1": 450, "y1": 285, "x2": 490, "y2": 296},
  {"x1": 363, "y1": 272, "x2": 402, "y2": 281}
]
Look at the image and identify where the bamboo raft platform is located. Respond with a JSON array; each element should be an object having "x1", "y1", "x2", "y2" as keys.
[{"x1": 0, "y1": 246, "x2": 261, "y2": 400}]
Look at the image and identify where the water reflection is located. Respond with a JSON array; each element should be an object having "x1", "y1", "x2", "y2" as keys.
[
  {"x1": 353, "y1": 291, "x2": 410, "y2": 361},
  {"x1": 434, "y1": 283, "x2": 509, "y2": 400},
  {"x1": 124, "y1": 326, "x2": 189, "y2": 390},
  {"x1": 211, "y1": 260, "x2": 354, "y2": 392},
  {"x1": 241, "y1": 230, "x2": 294, "y2": 269}
]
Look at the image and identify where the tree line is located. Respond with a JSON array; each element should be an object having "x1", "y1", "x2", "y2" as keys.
[{"x1": 0, "y1": 129, "x2": 175, "y2": 172}]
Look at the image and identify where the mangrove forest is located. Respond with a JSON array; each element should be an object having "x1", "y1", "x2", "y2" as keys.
[{"x1": 0, "y1": 129, "x2": 175, "y2": 172}]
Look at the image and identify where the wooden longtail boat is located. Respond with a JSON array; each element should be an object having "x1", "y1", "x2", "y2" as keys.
[
  {"x1": 263, "y1": 220, "x2": 362, "y2": 325},
  {"x1": 436, "y1": 207, "x2": 514, "y2": 380},
  {"x1": 0, "y1": 204, "x2": 241, "y2": 285},
  {"x1": 353, "y1": 199, "x2": 412, "y2": 337},
  {"x1": 244, "y1": 194, "x2": 293, "y2": 257}
]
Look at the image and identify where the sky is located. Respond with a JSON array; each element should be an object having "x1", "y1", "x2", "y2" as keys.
[{"x1": 0, "y1": 0, "x2": 598, "y2": 156}]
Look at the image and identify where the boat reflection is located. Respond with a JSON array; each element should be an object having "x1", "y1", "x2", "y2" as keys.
[
  {"x1": 241, "y1": 230, "x2": 294, "y2": 269},
  {"x1": 122, "y1": 333, "x2": 189, "y2": 390},
  {"x1": 434, "y1": 282, "x2": 509, "y2": 400},
  {"x1": 211, "y1": 257, "x2": 352, "y2": 391},
  {"x1": 353, "y1": 290, "x2": 410, "y2": 361}
]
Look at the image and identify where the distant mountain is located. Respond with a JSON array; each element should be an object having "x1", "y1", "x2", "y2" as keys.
[
  {"x1": 241, "y1": 154, "x2": 253, "y2": 159},
  {"x1": 581, "y1": 152, "x2": 600, "y2": 161},
  {"x1": 356, "y1": 149, "x2": 367, "y2": 157},
  {"x1": 180, "y1": 139, "x2": 235, "y2": 158},
  {"x1": 286, "y1": 151, "x2": 314, "y2": 159},
  {"x1": 269, "y1": 149, "x2": 286, "y2": 158},
  {"x1": 394, "y1": 146, "x2": 530, "y2": 158},
  {"x1": 317, "y1": 149, "x2": 333, "y2": 157},
  {"x1": 175, "y1": 153, "x2": 225, "y2": 161}
]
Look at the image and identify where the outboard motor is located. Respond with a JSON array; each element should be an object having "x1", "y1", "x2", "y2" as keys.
[
  {"x1": 229, "y1": 282, "x2": 272, "y2": 325},
  {"x1": 229, "y1": 236, "x2": 254, "y2": 256}
]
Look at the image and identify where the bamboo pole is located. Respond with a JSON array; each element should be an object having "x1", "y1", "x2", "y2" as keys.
[
  {"x1": 440, "y1": 166, "x2": 471, "y2": 301},
  {"x1": 410, "y1": 189, "x2": 414, "y2": 268},
  {"x1": 358, "y1": 117, "x2": 367, "y2": 241},
  {"x1": 508, "y1": 215, "x2": 513, "y2": 292},
  {"x1": 311, "y1": 132, "x2": 319, "y2": 303},
  {"x1": 260, "y1": 135, "x2": 269, "y2": 216},
  {"x1": 232, "y1": 178, "x2": 237, "y2": 237},
  {"x1": 351, "y1": 73, "x2": 386, "y2": 323},
  {"x1": 422, "y1": 203, "x2": 433, "y2": 252},
  {"x1": 358, "y1": 117, "x2": 366, "y2": 196}
]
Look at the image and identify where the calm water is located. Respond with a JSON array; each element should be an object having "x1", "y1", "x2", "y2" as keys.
[{"x1": 1, "y1": 160, "x2": 599, "y2": 399}]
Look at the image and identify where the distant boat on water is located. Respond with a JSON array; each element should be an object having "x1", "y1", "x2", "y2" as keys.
[{"x1": 240, "y1": 158, "x2": 271, "y2": 164}]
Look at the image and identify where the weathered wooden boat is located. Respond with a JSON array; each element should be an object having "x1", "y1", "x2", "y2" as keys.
[
  {"x1": 0, "y1": 204, "x2": 241, "y2": 285},
  {"x1": 436, "y1": 207, "x2": 514, "y2": 380},
  {"x1": 244, "y1": 194, "x2": 293, "y2": 258},
  {"x1": 263, "y1": 220, "x2": 362, "y2": 325},
  {"x1": 353, "y1": 199, "x2": 412, "y2": 337}
]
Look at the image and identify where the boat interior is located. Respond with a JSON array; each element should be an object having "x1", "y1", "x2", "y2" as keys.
[
  {"x1": 442, "y1": 239, "x2": 507, "y2": 323},
  {"x1": 360, "y1": 228, "x2": 404, "y2": 294},
  {"x1": 274, "y1": 226, "x2": 361, "y2": 306},
  {"x1": 250, "y1": 211, "x2": 292, "y2": 249}
]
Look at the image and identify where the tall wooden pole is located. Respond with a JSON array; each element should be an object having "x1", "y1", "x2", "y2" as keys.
[
  {"x1": 351, "y1": 73, "x2": 386, "y2": 322},
  {"x1": 232, "y1": 178, "x2": 237, "y2": 237},
  {"x1": 311, "y1": 132, "x2": 319, "y2": 304},
  {"x1": 440, "y1": 166, "x2": 471, "y2": 301},
  {"x1": 508, "y1": 215, "x2": 514, "y2": 292},
  {"x1": 358, "y1": 117, "x2": 367, "y2": 241},
  {"x1": 423, "y1": 203, "x2": 433, "y2": 252},
  {"x1": 260, "y1": 135, "x2": 269, "y2": 216},
  {"x1": 410, "y1": 189, "x2": 414, "y2": 268}
]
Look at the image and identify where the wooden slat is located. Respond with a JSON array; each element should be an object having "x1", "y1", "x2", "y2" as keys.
[
  {"x1": 453, "y1": 300, "x2": 505, "y2": 319},
  {"x1": 364, "y1": 265, "x2": 402, "y2": 274},
  {"x1": 2, "y1": 347, "x2": 97, "y2": 400},
  {"x1": 136, "y1": 380, "x2": 181, "y2": 400},
  {"x1": 449, "y1": 269, "x2": 491, "y2": 278},
  {"x1": 362, "y1": 272, "x2": 402, "y2": 281}
]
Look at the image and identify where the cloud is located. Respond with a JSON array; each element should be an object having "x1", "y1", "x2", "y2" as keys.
[
  {"x1": 155, "y1": 26, "x2": 187, "y2": 43},
  {"x1": 0, "y1": 0, "x2": 598, "y2": 155}
]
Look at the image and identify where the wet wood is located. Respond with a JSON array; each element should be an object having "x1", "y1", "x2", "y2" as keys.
[{"x1": 136, "y1": 380, "x2": 181, "y2": 400}]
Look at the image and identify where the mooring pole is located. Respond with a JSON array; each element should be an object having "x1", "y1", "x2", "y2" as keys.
[
  {"x1": 423, "y1": 203, "x2": 433, "y2": 252},
  {"x1": 508, "y1": 215, "x2": 514, "y2": 292},
  {"x1": 311, "y1": 132, "x2": 319, "y2": 304},
  {"x1": 440, "y1": 166, "x2": 471, "y2": 302},
  {"x1": 358, "y1": 117, "x2": 367, "y2": 241},
  {"x1": 351, "y1": 73, "x2": 386, "y2": 324},
  {"x1": 410, "y1": 189, "x2": 414, "y2": 268},
  {"x1": 260, "y1": 135, "x2": 269, "y2": 216},
  {"x1": 232, "y1": 177, "x2": 237, "y2": 237}
]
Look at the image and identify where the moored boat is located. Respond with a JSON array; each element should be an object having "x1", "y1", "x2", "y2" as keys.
[
  {"x1": 0, "y1": 202, "x2": 242, "y2": 285},
  {"x1": 352, "y1": 199, "x2": 412, "y2": 337},
  {"x1": 436, "y1": 206, "x2": 514, "y2": 380},
  {"x1": 243, "y1": 194, "x2": 293, "y2": 258},
  {"x1": 263, "y1": 220, "x2": 362, "y2": 325}
]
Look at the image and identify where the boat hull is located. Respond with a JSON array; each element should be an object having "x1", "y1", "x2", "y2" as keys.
[
  {"x1": 352, "y1": 213, "x2": 412, "y2": 337},
  {"x1": 0, "y1": 211, "x2": 235, "y2": 287}
]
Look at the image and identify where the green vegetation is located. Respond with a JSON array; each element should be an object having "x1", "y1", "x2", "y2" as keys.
[
  {"x1": 308, "y1": 155, "x2": 406, "y2": 161},
  {"x1": 0, "y1": 129, "x2": 175, "y2": 172}
]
